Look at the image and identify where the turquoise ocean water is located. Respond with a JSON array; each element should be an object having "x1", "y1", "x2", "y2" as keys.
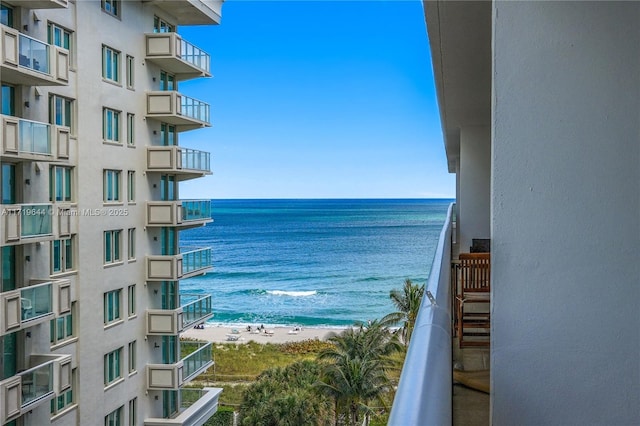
[{"x1": 180, "y1": 199, "x2": 452, "y2": 327}]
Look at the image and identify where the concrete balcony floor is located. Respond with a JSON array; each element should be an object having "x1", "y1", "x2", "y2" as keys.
[{"x1": 452, "y1": 337, "x2": 490, "y2": 426}]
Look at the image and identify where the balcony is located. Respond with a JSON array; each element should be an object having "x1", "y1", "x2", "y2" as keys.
[
  {"x1": 145, "y1": 33, "x2": 210, "y2": 80},
  {"x1": 146, "y1": 91, "x2": 210, "y2": 131},
  {"x1": 144, "y1": 387, "x2": 222, "y2": 426},
  {"x1": 8, "y1": 0, "x2": 68, "y2": 9},
  {"x1": 1, "y1": 203, "x2": 78, "y2": 245},
  {"x1": 1, "y1": 115, "x2": 71, "y2": 162},
  {"x1": 146, "y1": 200, "x2": 212, "y2": 228},
  {"x1": 146, "y1": 341, "x2": 213, "y2": 390},
  {"x1": 0, "y1": 354, "x2": 72, "y2": 424},
  {"x1": 142, "y1": 0, "x2": 222, "y2": 25},
  {"x1": 147, "y1": 293, "x2": 213, "y2": 335},
  {"x1": 146, "y1": 146, "x2": 211, "y2": 180},
  {"x1": 0, "y1": 279, "x2": 72, "y2": 336},
  {"x1": 146, "y1": 247, "x2": 212, "y2": 281},
  {"x1": 0, "y1": 24, "x2": 69, "y2": 86}
]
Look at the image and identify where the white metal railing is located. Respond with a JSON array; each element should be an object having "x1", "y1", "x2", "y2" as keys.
[{"x1": 388, "y1": 203, "x2": 454, "y2": 426}]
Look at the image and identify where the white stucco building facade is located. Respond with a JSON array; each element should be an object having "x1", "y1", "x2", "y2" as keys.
[{"x1": 0, "y1": 1, "x2": 222, "y2": 425}]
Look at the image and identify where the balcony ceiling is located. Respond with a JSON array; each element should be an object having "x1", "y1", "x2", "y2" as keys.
[
  {"x1": 145, "y1": 0, "x2": 222, "y2": 25},
  {"x1": 423, "y1": 0, "x2": 492, "y2": 172}
]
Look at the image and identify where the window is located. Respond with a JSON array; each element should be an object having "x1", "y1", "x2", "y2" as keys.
[
  {"x1": 51, "y1": 368, "x2": 76, "y2": 416},
  {"x1": 127, "y1": 284, "x2": 136, "y2": 317},
  {"x1": 104, "y1": 230, "x2": 122, "y2": 264},
  {"x1": 103, "y1": 108, "x2": 121, "y2": 143},
  {"x1": 127, "y1": 114, "x2": 135, "y2": 146},
  {"x1": 1, "y1": 84, "x2": 15, "y2": 116},
  {"x1": 126, "y1": 56, "x2": 134, "y2": 89},
  {"x1": 105, "y1": 405, "x2": 123, "y2": 426},
  {"x1": 128, "y1": 398, "x2": 137, "y2": 426},
  {"x1": 102, "y1": 45, "x2": 120, "y2": 82},
  {"x1": 50, "y1": 166, "x2": 72, "y2": 202},
  {"x1": 2, "y1": 163, "x2": 15, "y2": 204},
  {"x1": 51, "y1": 238, "x2": 74, "y2": 274},
  {"x1": 128, "y1": 341, "x2": 136, "y2": 374},
  {"x1": 47, "y1": 23, "x2": 72, "y2": 67},
  {"x1": 103, "y1": 170, "x2": 121, "y2": 203},
  {"x1": 0, "y1": 4, "x2": 13, "y2": 28},
  {"x1": 50, "y1": 303, "x2": 75, "y2": 346},
  {"x1": 127, "y1": 171, "x2": 135, "y2": 202},
  {"x1": 104, "y1": 348, "x2": 122, "y2": 387},
  {"x1": 104, "y1": 289, "x2": 121, "y2": 325},
  {"x1": 160, "y1": 123, "x2": 176, "y2": 146},
  {"x1": 153, "y1": 16, "x2": 174, "y2": 33},
  {"x1": 49, "y1": 95, "x2": 73, "y2": 128},
  {"x1": 159, "y1": 71, "x2": 175, "y2": 91},
  {"x1": 101, "y1": 0, "x2": 120, "y2": 18},
  {"x1": 127, "y1": 228, "x2": 136, "y2": 261}
]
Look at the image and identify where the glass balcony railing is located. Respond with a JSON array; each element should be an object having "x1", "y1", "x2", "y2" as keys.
[
  {"x1": 180, "y1": 294, "x2": 213, "y2": 329},
  {"x1": 20, "y1": 282, "x2": 53, "y2": 322},
  {"x1": 180, "y1": 247, "x2": 212, "y2": 276},
  {"x1": 19, "y1": 119, "x2": 52, "y2": 156},
  {"x1": 181, "y1": 341, "x2": 212, "y2": 382},
  {"x1": 21, "y1": 204, "x2": 53, "y2": 237},
  {"x1": 181, "y1": 200, "x2": 211, "y2": 222},
  {"x1": 179, "y1": 38, "x2": 210, "y2": 73},
  {"x1": 19, "y1": 361, "x2": 54, "y2": 406},
  {"x1": 179, "y1": 94, "x2": 209, "y2": 123},
  {"x1": 181, "y1": 148, "x2": 210, "y2": 172},
  {"x1": 19, "y1": 34, "x2": 50, "y2": 74}
]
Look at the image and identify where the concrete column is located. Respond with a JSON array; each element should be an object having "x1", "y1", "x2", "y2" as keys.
[
  {"x1": 492, "y1": 2, "x2": 640, "y2": 424},
  {"x1": 458, "y1": 126, "x2": 490, "y2": 252}
]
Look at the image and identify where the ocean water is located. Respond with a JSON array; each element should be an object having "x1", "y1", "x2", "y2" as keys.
[{"x1": 180, "y1": 199, "x2": 452, "y2": 327}]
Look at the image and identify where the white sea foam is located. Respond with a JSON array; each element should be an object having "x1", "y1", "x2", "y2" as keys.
[{"x1": 267, "y1": 290, "x2": 317, "y2": 297}]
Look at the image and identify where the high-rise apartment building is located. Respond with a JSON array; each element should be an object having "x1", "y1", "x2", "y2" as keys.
[{"x1": 0, "y1": 1, "x2": 222, "y2": 425}]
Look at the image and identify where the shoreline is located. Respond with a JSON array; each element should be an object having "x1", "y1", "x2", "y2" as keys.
[{"x1": 182, "y1": 324, "x2": 347, "y2": 344}]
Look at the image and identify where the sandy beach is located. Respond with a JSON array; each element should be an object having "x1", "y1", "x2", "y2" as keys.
[{"x1": 182, "y1": 325, "x2": 346, "y2": 344}]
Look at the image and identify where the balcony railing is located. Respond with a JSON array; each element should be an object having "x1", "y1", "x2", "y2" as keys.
[
  {"x1": 146, "y1": 91, "x2": 210, "y2": 131},
  {"x1": 1, "y1": 115, "x2": 71, "y2": 161},
  {"x1": 388, "y1": 203, "x2": 454, "y2": 426},
  {"x1": 146, "y1": 247, "x2": 213, "y2": 281},
  {"x1": 0, "y1": 354, "x2": 72, "y2": 424},
  {"x1": 143, "y1": 387, "x2": 222, "y2": 426},
  {"x1": 146, "y1": 146, "x2": 211, "y2": 180},
  {"x1": 146, "y1": 341, "x2": 213, "y2": 390},
  {"x1": 0, "y1": 279, "x2": 72, "y2": 336},
  {"x1": 181, "y1": 293, "x2": 213, "y2": 329},
  {"x1": 146, "y1": 199, "x2": 212, "y2": 228},
  {"x1": 0, "y1": 24, "x2": 69, "y2": 86},
  {"x1": 2, "y1": 203, "x2": 77, "y2": 244},
  {"x1": 146, "y1": 293, "x2": 213, "y2": 335},
  {"x1": 145, "y1": 33, "x2": 210, "y2": 79},
  {"x1": 181, "y1": 247, "x2": 212, "y2": 276}
]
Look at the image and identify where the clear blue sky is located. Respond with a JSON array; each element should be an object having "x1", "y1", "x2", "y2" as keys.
[{"x1": 178, "y1": 0, "x2": 455, "y2": 199}]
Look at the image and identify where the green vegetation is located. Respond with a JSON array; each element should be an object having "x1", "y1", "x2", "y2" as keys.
[
  {"x1": 382, "y1": 278, "x2": 425, "y2": 346},
  {"x1": 198, "y1": 280, "x2": 422, "y2": 425}
]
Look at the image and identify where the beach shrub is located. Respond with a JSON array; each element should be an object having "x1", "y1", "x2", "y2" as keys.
[
  {"x1": 204, "y1": 406, "x2": 235, "y2": 426},
  {"x1": 280, "y1": 339, "x2": 335, "y2": 355},
  {"x1": 239, "y1": 360, "x2": 333, "y2": 426}
]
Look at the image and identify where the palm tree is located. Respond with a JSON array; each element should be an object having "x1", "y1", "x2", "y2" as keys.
[
  {"x1": 316, "y1": 321, "x2": 401, "y2": 426},
  {"x1": 382, "y1": 278, "x2": 424, "y2": 346}
]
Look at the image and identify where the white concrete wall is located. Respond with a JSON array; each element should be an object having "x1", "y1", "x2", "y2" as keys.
[
  {"x1": 492, "y1": 2, "x2": 640, "y2": 424},
  {"x1": 458, "y1": 126, "x2": 490, "y2": 252}
]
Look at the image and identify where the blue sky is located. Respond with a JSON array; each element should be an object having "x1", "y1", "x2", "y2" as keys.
[{"x1": 178, "y1": 0, "x2": 454, "y2": 199}]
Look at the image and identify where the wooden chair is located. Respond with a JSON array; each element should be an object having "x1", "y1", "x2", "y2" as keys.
[{"x1": 455, "y1": 253, "x2": 490, "y2": 347}]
